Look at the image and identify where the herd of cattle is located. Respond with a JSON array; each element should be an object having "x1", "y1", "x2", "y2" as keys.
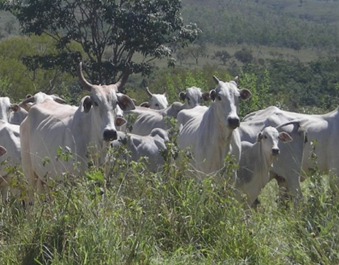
[{"x1": 0, "y1": 62, "x2": 337, "y2": 208}]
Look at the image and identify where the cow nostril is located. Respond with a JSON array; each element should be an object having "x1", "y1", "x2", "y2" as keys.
[
  {"x1": 272, "y1": 148, "x2": 280, "y2": 156},
  {"x1": 228, "y1": 117, "x2": 240, "y2": 129},
  {"x1": 103, "y1": 130, "x2": 117, "y2": 141}
]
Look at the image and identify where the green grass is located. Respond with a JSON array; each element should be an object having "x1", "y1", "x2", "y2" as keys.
[{"x1": 1, "y1": 143, "x2": 339, "y2": 264}]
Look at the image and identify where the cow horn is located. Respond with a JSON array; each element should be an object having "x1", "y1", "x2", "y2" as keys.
[
  {"x1": 275, "y1": 120, "x2": 301, "y2": 130},
  {"x1": 145, "y1": 87, "x2": 153, "y2": 97},
  {"x1": 114, "y1": 55, "x2": 132, "y2": 92},
  {"x1": 19, "y1": 96, "x2": 35, "y2": 105},
  {"x1": 78, "y1": 62, "x2": 92, "y2": 91},
  {"x1": 18, "y1": 96, "x2": 35, "y2": 111},
  {"x1": 212, "y1": 75, "x2": 220, "y2": 84}
]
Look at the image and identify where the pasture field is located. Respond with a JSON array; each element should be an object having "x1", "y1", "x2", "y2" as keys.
[
  {"x1": 1, "y1": 1, "x2": 339, "y2": 263},
  {"x1": 0, "y1": 135, "x2": 338, "y2": 264}
]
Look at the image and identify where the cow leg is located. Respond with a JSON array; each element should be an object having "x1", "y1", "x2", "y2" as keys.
[
  {"x1": 0, "y1": 175, "x2": 11, "y2": 205},
  {"x1": 271, "y1": 172, "x2": 302, "y2": 207},
  {"x1": 36, "y1": 176, "x2": 51, "y2": 203},
  {"x1": 1, "y1": 186, "x2": 8, "y2": 205},
  {"x1": 328, "y1": 169, "x2": 339, "y2": 196},
  {"x1": 285, "y1": 175, "x2": 303, "y2": 206},
  {"x1": 26, "y1": 172, "x2": 39, "y2": 206},
  {"x1": 270, "y1": 173, "x2": 289, "y2": 206}
]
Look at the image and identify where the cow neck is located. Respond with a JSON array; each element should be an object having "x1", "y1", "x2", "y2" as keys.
[
  {"x1": 72, "y1": 104, "x2": 105, "y2": 153},
  {"x1": 200, "y1": 104, "x2": 233, "y2": 173},
  {"x1": 163, "y1": 102, "x2": 184, "y2": 118},
  {"x1": 256, "y1": 141, "x2": 274, "y2": 182}
]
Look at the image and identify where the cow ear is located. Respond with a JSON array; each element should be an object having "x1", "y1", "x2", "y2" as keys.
[
  {"x1": 10, "y1": 104, "x2": 20, "y2": 112},
  {"x1": 115, "y1": 117, "x2": 127, "y2": 127},
  {"x1": 179, "y1": 92, "x2": 186, "y2": 101},
  {"x1": 257, "y1": 132, "x2": 263, "y2": 142},
  {"x1": 83, "y1": 96, "x2": 92, "y2": 113},
  {"x1": 139, "y1": 102, "x2": 150, "y2": 108},
  {"x1": 0, "y1": 146, "x2": 7, "y2": 157},
  {"x1": 239, "y1": 89, "x2": 252, "y2": 100},
  {"x1": 202, "y1": 92, "x2": 210, "y2": 101},
  {"x1": 210, "y1": 90, "x2": 217, "y2": 101},
  {"x1": 52, "y1": 94, "x2": 67, "y2": 104},
  {"x1": 118, "y1": 94, "x2": 136, "y2": 111},
  {"x1": 279, "y1": 132, "x2": 293, "y2": 143}
]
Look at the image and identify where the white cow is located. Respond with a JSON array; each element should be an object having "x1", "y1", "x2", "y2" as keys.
[
  {"x1": 18, "y1": 92, "x2": 67, "y2": 111},
  {"x1": 7, "y1": 93, "x2": 67, "y2": 125},
  {"x1": 20, "y1": 62, "x2": 135, "y2": 202},
  {"x1": 131, "y1": 86, "x2": 204, "y2": 136},
  {"x1": 177, "y1": 76, "x2": 252, "y2": 175},
  {"x1": 239, "y1": 113, "x2": 307, "y2": 202},
  {"x1": 0, "y1": 120, "x2": 21, "y2": 204},
  {"x1": 242, "y1": 106, "x2": 339, "y2": 193},
  {"x1": 236, "y1": 126, "x2": 293, "y2": 207},
  {"x1": 139, "y1": 87, "x2": 168, "y2": 110},
  {"x1": 111, "y1": 128, "x2": 169, "y2": 172},
  {"x1": 177, "y1": 105, "x2": 208, "y2": 129},
  {"x1": 0, "y1": 97, "x2": 13, "y2": 121},
  {"x1": 0, "y1": 97, "x2": 27, "y2": 124},
  {"x1": 8, "y1": 105, "x2": 28, "y2": 125}
]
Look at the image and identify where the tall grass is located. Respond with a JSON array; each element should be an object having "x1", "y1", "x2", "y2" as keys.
[{"x1": 1, "y1": 140, "x2": 339, "y2": 264}]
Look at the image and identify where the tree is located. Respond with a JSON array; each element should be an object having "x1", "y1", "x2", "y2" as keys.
[
  {"x1": 234, "y1": 48, "x2": 253, "y2": 64},
  {"x1": 186, "y1": 43, "x2": 206, "y2": 65},
  {"x1": 2, "y1": 0, "x2": 200, "y2": 84},
  {"x1": 0, "y1": 35, "x2": 75, "y2": 101},
  {"x1": 176, "y1": 49, "x2": 189, "y2": 65},
  {"x1": 213, "y1": 50, "x2": 231, "y2": 65}
]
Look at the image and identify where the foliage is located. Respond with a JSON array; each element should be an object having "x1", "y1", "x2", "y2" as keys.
[
  {"x1": 182, "y1": 0, "x2": 339, "y2": 53},
  {"x1": 0, "y1": 35, "x2": 75, "y2": 101},
  {"x1": 2, "y1": 141, "x2": 339, "y2": 264},
  {"x1": 238, "y1": 70, "x2": 273, "y2": 118},
  {"x1": 234, "y1": 47, "x2": 254, "y2": 64},
  {"x1": 213, "y1": 50, "x2": 231, "y2": 65},
  {"x1": 184, "y1": 43, "x2": 207, "y2": 65},
  {"x1": 243, "y1": 57, "x2": 339, "y2": 112},
  {"x1": 2, "y1": 0, "x2": 200, "y2": 84}
]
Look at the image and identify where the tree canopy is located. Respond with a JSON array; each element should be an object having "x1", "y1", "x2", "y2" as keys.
[{"x1": 2, "y1": 0, "x2": 200, "y2": 84}]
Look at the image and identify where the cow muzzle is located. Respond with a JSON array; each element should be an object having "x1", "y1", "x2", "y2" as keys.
[
  {"x1": 272, "y1": 148, "x2": 280, "y2": 156},
  {"x1": 228, "y1": 117, "x2": 240, "y2": 129},
  {"x1": 103, "y1": 129, "x2": 118, "y2": 141}
]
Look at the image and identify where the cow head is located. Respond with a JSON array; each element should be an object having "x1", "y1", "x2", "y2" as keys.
[
  {"x1": 19, "y1": 92, "x2": 67, "y2": 111},
  {"x1": 8, "y1": 103, "x2": 28, "y2": 125},
  {"x1": 150, "y1": 128, "x2": 170, "y2": 142},
  {"x1": 209, "y1": 76, "x2": 251, "y2": 129},
  {"x1": 179, "y1": 86, "x2": 203, "y2": 108},
  {"x1": 144, "y1": 87, "x2": 168, "y2": 110},
  {"x1": 78, "y1": 62, "x2": 135, "y2": 141},
  {"x1": 257, "y1": 126, "x2": 293, "y2": 157}
]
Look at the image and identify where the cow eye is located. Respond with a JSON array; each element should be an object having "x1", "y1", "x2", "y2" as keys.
[
  {"x1": 217, "y1": 96, "x2": 222, "y2": 101},
  {"x1": 155, "y1": 103, "x2": 159, "y2": 107},
  {"x1": 94, "y1": 102, "x2": 99, "y2": 107},
  {"x1": 264, "y1": 135, "x2": 267, "y2": 139}
]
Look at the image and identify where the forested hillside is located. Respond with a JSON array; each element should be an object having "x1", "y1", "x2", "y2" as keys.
[
  {"x1": 1, "y1": 0, "x2": 339, "y2": 112},
  {"x1": 182, "y1": 0, "x2": 339, "y2": 52}
]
